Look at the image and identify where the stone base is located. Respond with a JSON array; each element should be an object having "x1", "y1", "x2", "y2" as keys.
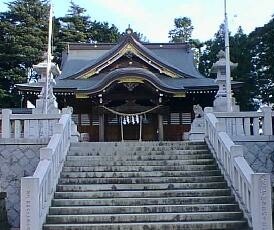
[
  {"x1": 189, "y1": 117, "x2": 205, "y2": 141},
  {"x1": 213, "y1": 97, "x2": 239, "y2": 112},
  {"x1": 33, "y1": 98, "x2": 59, "y2": 114},
  {"x1": 182, "y1": 132, "x2": 189, "y2": 141},
  {"x1": 0, "y1": 145, "x2": 43, "y2": 227},
  {"x1": 189, "y1": 133, "x2": 205, "y2": 141}
]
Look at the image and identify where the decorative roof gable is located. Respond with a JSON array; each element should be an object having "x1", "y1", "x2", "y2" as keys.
[{"x1": 63, "y1": 28, "x2": 194, "y2": 80}]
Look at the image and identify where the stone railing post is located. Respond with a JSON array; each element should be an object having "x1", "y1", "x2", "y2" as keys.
[
  {"x1": 204, "y1": 107, "x2": 213, "y2": 137},
  {"x1": 62, "y1": 108, "x2": 79, "y2": 142},
  {"x1": 53, "y1": 123, "x2": 64, "y2": 135},
  {"x1": 215, "y1": 120, "x2": 225, "y2": 132},
  {"x1": 20, "y1": 177, "x2": 40, "y2": 230},
  {"x1": 2, "y1": 109, "x2": 12, "y2": 138},
  {"x1": 61, "y1": 107, "x2": 72, "y2": 114},
  {"x1": 204, "y1": 107, "x2": 213, "y2": 113},
  {"x1": 261, "y1": 106, "x2": 272, "y2": 135},
  {"x1": 251, "y1": 173, "x2": 272, "y2": 230}
]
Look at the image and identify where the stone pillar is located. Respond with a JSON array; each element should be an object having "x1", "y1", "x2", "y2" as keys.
[
  {"x1": 20, "y1": 177, "x2": 40, "y2": 230},
  {"x1": 189, "y1": 105, "x2": 205, "y2": 141},
  {"x1": 99, "y1": 114, "x2": 104, "y2": 142},
  {"x1": 158, "y1": 114, "x2": 164, "y2": 141},
  {"x1": 261, "y1": 106, "x2": 273, "y2": 135},
  {"x1": 251, "y1": 173, "x2": 273, "y2": 230},
  {"x1": 2, "y1": 109, "x2": 12, "y2": 138}
]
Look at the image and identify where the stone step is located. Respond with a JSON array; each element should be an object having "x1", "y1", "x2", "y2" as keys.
[
  {"x1": 60, "y1": 169, "x2": 222, "y2": 178},
  {"x1": 43, "y1": 220, "x2": 248, "y2": 230},
  {"x1": 62, "y1": 164, "x2": 218, "y2": 172},
  {"x1": 59, "y1": 176, "x2": 224, "y2": 185},
  {"x1": 46, "y1": 211, "x2": 243, "y2": 224},
  {"x1": 64, "y1": 158, "x2": 215, "y2": 167},
  {"x1": 49, "y1": 203, "x2": 240, "y2": 215},
  {"x1": 43, "y1": 141, "x2": 248, "y2": 229},
  {"x1": 66, "y1": 153, "x2": 213, "y2": 161},
  {"x1": 56, "y1": 182, "x2": 227, "y2": 192},
  {"x1": 71, "y1": 141, "x2": 205, "y2": 148},
  {"x1": 68, "y1": 148, "x2": 209, "y2": 156},
  {"x1": 54, "y1": 188, "x2": 232, "y2": 199},
  {"x1": 52, "y1": 196, "x2": 235, "y2": 206}
]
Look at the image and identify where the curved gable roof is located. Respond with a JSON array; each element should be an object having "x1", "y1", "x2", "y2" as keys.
[
  {"x1": 58, "y1": 30, "x2": 204, "y2": 80},
  {"x1": 76, "y1": 67, "x2": 185, "y2": 94}
]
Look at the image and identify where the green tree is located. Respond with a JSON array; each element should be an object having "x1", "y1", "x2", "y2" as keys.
[
  {"x1": 190, "y1": 38, "x2": 204, "y2": 68},
  {"x1": 198, "y1": 24, "x2": 225, "y2": 78},
  {"x1": 54, "y1": 1, "x2": 120, "y2": 65},
  {"x1": 169, "y1": 17, "x2": 194, "y2": 43},
  {"x1": 0, "y1": 0, "x2": 49, "y2": 107},
  {"x1": 90, "y1": 21, "x2": 120, "y2": 43},
  {"x1": 57, "y1": 1, "x2": 91, "y2": 43},
  {"x1": 247, "y1": 17, "x2": 274, "y2": 106},
  {"x1": 199, "y1": 25, "x2": 256, "y2": 110},
  {"x1": 230, "y1": 27, "x2": 256, "y2": 110}
]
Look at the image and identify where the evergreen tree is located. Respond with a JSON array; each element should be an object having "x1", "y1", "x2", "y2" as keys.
[
  {"x1": 90, "y1": 21, "x2": 120, "y2": 43},
  {"x1": 199, "y1": 25, "x2": 256, "y2": 110},
  {"x1": 198, "y1": 24, "x2": 225, "y2": 78},
  {"x1": 54, "y1": 1, "x2": 120, "y2": 65},
  {"x1": 230, "y1": 27, "x2": 256, "y2": 110},
  {"x1": 0, "y1": 0, "x2": 49, "y2": 107},
  {"x1": 189, "y1": 38, "x2": 204, "y2": 68},
  {"x1": 57, "y1": 1, "x2": 91, "y2": 43},
  {"x1": 247, "y1": 17, "x2": 274, "y2": 106},
  {"x1": 169, "y1": 17, "x2": 194, "y2": 43}
]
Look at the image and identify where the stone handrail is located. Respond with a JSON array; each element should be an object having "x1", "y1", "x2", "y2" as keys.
[
  {"x1": 20, "y1": 111, "x2": 72, "y2": 230},
  {"x1": 0, "y1": 109, "x2": 61, "y2": 140},
  {"x1": 214, "y1": 106, "x2": 273, "y2": 141},
  {"x1": 204, "y1": 109, "x2": 272, "y2": 230}
]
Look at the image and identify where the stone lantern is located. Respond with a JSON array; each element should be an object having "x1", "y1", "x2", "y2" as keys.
[
  {"x1": 32, "y1": 53, "x2": 61, "y2": 114},
  {"x1": 211, "y1": 50, "x2": 239, "y2": 112},
  {"x1": 33, "y1": 53, "x2": 61, "y2": 83}
]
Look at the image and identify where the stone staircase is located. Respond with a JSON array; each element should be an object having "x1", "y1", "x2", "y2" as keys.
[{"x1": 43, "y1": 141, "x2": 249, "y2": 230}]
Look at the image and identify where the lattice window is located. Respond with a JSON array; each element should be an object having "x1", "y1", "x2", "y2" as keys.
[
  {"x1": 163, "y1": 115, "x2": 169, "y2": 125},
  {"x1": 182, "y1": 113, "x2": 192, "y2": 124},
  {"x1": 170, "y1": 113, "x2": 180, "y2": 124},
  {"x1": 81, "y1": 114, "x2": 90, "y2": 125},
  {"x1": 72, "y1": 114, "x2": 79, "y2": 125},
  {"x1": 108, "y1": 115, "x2": 119, "y2": 124},
  {"x1": 91, "y1": 114, "x2": 99, "y2": 126}
]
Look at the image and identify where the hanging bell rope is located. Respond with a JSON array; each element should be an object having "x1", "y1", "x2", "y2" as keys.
[{"x1": 101, "y1": 105, "x2": 162, "y2": 116}]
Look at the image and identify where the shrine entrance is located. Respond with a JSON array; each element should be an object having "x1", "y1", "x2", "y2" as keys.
[{"x1": 103, "y1": 106, "x2": 161, "y2": 142}]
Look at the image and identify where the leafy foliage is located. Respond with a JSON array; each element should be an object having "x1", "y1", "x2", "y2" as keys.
[
  {"x1": 169, "y1": 17, "x2": 194, "y2": 42},
  {"x1": 53, "y1": 1, "x2": 120, "y2": 65},
  {"x1": 0, "y1": 0, "x2": 49, "y2": 107},
  {"x1": 0, "y1": 0, "x2": 121, "y2": 106},
  {"x1": 247, "y1": 17, "x2": 274, "y2": 106},
  {"x1": 199, "y1": 25, "x2": 258, "y2": 110}
]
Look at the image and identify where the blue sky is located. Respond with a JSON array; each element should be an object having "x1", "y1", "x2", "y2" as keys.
[{"x1": 0, "y1": 0, "x2": 273, "y2": 42}]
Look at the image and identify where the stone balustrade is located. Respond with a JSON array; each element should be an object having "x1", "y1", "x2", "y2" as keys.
[
  {"x1": 0, "y1": 109, "x2": 61, "y2": 142},
  {"x1": 214, "y1": 106, "x2": 274, "y2": 141},
  {"x1": 204, "y1": 108, "x2": 272, "y2": 230},
  {"x1": 20, "y1": 111, "x2": 72, "y2": 230}
]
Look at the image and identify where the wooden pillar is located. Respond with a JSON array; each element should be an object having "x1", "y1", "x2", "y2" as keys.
[
  {"x1": 120, "y1": 116, "x2": 124, "y2": 142},
  {"x1": 99, "y1": 114, "x2": 104, "y2": 142},
  {"x1": 139, "y1": 115, "x2": 143, "y2": 142},
  {"x1": 158, "y1": 114, "x2": 164, "y2": 141}
]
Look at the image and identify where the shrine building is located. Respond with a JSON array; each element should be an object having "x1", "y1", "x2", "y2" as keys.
[{"x1": 17, "y1": 28, "x2": 240, "y2": 142}]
